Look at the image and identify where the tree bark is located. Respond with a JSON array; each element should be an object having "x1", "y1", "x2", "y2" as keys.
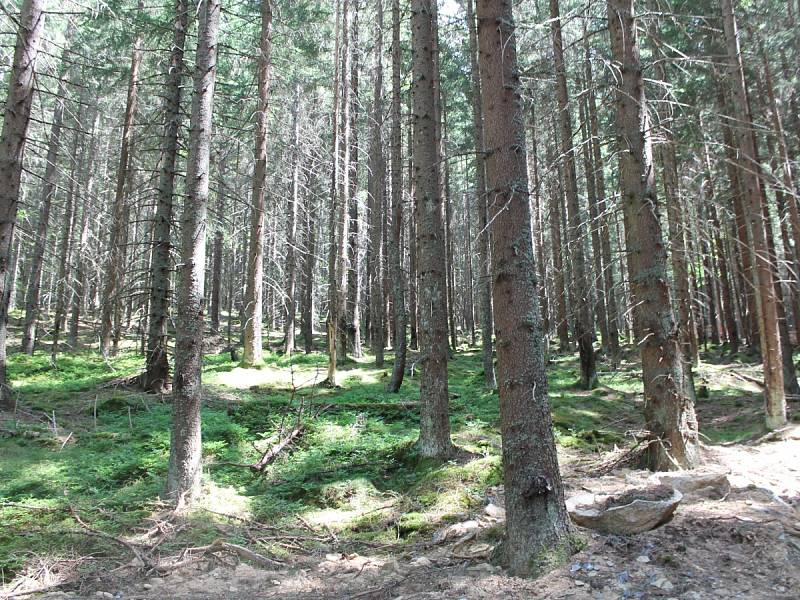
[
  {"x1": 550, "y1": 0, "x2": 597, "y2": 389},
  {"x1": 100, "y1": 2, "x2": 142, "y2": 357},
  {"x1": 387, "y1": 0, "x2": 406, "y2": 391},
  {"x1": 608, "y1": 0, "x2": 699, "y2": 470},
  {"x1": 476, "y1": 0, "x2": 575, "y2": 577},
  {"x1": 466, "y1": 0, "x2": 496, "y2": 389},
  {"x1": 368, "y1": 0, "x2": 385, "y2": 367},
  {"x1": 144, "y1": 0, "x2": 188, "y2": 393},
  {"x1": 346, "y1": 4, "x2": 362, "y2": 358},
  {"x1": 411, "y1": 0, "x2": 453, "y2": 458},
  {"x1": 166, "y1": 0, "x2": 220, "y2": 500},
  {"x1": 242, "y1": 0, "x2": 273, "y2": 366},
  {"x1": 720, "y1": 0, "x2": 787, "y2": 429},
  {"x1": 21, "y1": 48, "x2": 70, "y2": 355},
  {"x1": 284, "y1": 86, "x2": 301, "y2": 355}
]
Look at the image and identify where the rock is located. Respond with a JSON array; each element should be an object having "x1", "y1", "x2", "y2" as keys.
[
  {"x1": 566, "y1": 488, "x2": 683, "y2": 535},
  {"x1": 655, "y1": 472, "x2": 730, "y2": 499},
  {"x1": 433, "y1": 520, "x2": 481, "y2": 543},
  {"x1": 651, "y1": 577, "x2": 674, "y2": 591},
  {"x1": 410, "y1": 556, "x2": 433, "y2": 568},
  {"x1": 570, "y1": 562, "x2": 582, "y2": 573},
  {"x1": 636, "y1": 555, "x2": 650, "y2": 564},
  {"x1": 271, "y1": 580, "x2": 281, "y2": 586},
  {"x1": 95, "y1": 593, "x2": 113, "y2": 599},
  {"x1": 484, "y1": 503, "x2": 506, "y2": 520},
  {"x1": 574, "y1": 579, "x2": 586, "y2": 586},
  {"x1": 142, "y1": 584, "x2": 152, "y2": 590}
]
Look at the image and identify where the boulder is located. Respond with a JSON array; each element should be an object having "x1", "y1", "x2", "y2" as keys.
[
  {"x1": 566, "y1": 487, "x2": 683, "y2": 534},
  {"x1": 653, "y1": 472, "x2": 730, "y2": 499}
]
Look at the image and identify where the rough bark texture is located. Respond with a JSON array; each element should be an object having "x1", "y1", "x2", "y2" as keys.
[
  {"x1": 550, "y1": 0, "x2": 596, "y2": 389},
  {"x1": 720, "y1": 0, "x2": 786, "y2": 429},
  {"x1": 466, "y1": 0, "x2": 496, "y2": 389},
  {"x1": 22, "y1": 56, "x2": 70, "y2": 355},
  {"x1": 476, "y1": 0, "x2": 575, "y2": 577},
  {"x1": 346, "y1": 6, "x2": 362, "y2": 359},
  {"x1": 387, "y1": 0, "x2": 406, "y2": 392},
  {"x1": 166, "y1": 0, "x2": 220, "y2": 500},
  {"x1": 608, "y1": 0, "x2": 699, "y2": 470},
  {"x1": 51, "y1": 130, "x2": 81, "y2": 360},
  {"x1": 369, "y1": 0, "x2": 385, "y2": 367},
  {"x1": 302, "y1": 171, "x2": 317, "y2": 354},
  {"x1": 284, "y1": 87, "x2": 300, "y2": 355},
  {"x1": 100, "y1": 3, "x2": 142, "y2": 357},
  {"x1": 411, "y1": 0, "x2": 453, "y2": 459},
  {"x1": 143, "y1": 0, "x2": 187, "y2": 393},
  {"x1": 0, "y1": 0, "x2": 43, "y2": 406},
  {"x1": 654, "y1": 61, "x2": 699, "y2": 366},
  {"x1": 242, "y1": 0, "x2": 272, "y2": 367}
]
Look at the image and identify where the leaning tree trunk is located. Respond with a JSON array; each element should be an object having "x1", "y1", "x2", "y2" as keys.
[
  {"x1": 166, "y1": 0, "x2": 220, "y2": 501},
  {"x1": 412, "y1": 0, "x2": 453, "y2": 458},
  {"x1": 100, "y1": 2, "x2": 143, "y2": 357},
  {"x1": 608, "y1": 0, "x2": 699, "y2": 470},
  {"x1": 143, "y1": 0, "x2": 188, "y2": 393},
  {"x1": 242, "y1": 0, "x2": 273, "y2": 367},
  {"x1": 0, "y1": 0, "x2": 44, "y2": 406},
  {"x1": 466, "y1": 0, "x2": 496, "y2": 389},
  {"x1": 476, "y1": 0, "x2": 575, "y2": 577},
  {"x1": 720, "y1": 0, "x2": 786, "y2": 429},
  {"x1": 550, "y1": 0, "x2": 596, "y2": 388},
  {"x1": 22, "y1": 53, "x2": 70, "y2": 355},
  {"x1": 387, "y1": 0, "x2": 406, "y2": 391}
]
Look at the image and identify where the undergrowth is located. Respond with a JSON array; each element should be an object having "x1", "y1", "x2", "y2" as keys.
[{"x1": 0, "y1": 339, "x2": 781, "y2": 581}]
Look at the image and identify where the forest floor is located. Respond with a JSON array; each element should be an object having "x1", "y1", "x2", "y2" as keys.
[{"x1": 1, "y1": 324, "x2": 799, "y2": 599}]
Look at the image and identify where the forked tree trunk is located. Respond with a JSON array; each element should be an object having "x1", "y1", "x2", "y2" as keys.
[
  {"x1": 550, "y1": 0, "x2": 597, "y2": 389},
  {"x1": 166, "y1": 0, "x2": 220, "y2": 500},
  {"x1": 242, "y1": 0, "x2": 272, "y2": 367},
  {"x1": 720, "y1": 0, "x2": 786, "y2": 429},
  {"x1": 387, "y1": 0, "x2": 406, "y2": 391},
  {"x1": 476, "y1": 0, "x2": 575, "y2": 577},
  {"x1": 465, "y1": 0, "x2": 496, "y2": 388},
  {"x1": 143, "y1": 0, "x2": 188, "y2": 393},
  {"x1": 608, "y1": 0, "x2": 699, "y2": 470},
  {"x1": 412, "y1": 0, "x2": 453, "y2": 458},
  {"x1": 1, "y1": 0, "x2": 44, "y2": 386}
]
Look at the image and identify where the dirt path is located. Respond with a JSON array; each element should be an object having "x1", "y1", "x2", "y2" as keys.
[{"x1": 29, "y1": 429, "x2": 799, "y2": 600}]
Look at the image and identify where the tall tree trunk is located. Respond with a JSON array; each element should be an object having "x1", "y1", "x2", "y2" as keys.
[
  {"x1": 412, "y1": 0, "x2": 453, "y2": 458},
  {"x1": 68, "y1": 111, "x2": 99, "y2": 349},
  {"x1": 166, "y1": 0, "x2": 220, "y2": 500},
  {"x1": 550, "y1": 0, "x2": 597, "y2": 389},
  {"x1": 242, "y1": 0, "x2": 273, "y2": 366},
  {"x1": 144, "y1": 0, "x2": 188, "y2": 392},
  {"x1": 653, "y1": 60, "x2": 699, "y2": 366},
  {"x1": 302, "y1": 169, "x2": 317, "y2": 354},
  {"x1": 51, "y1": 130, "x2": 81, "y2": 360},
  {"x1": 720, "y1": 0, "x2": 787, "y2": 429},
  {"x1": 284, "y1": 87, "x2": 301, "y2": 355},
  {"x1": 22, "y1": 51, "x2": 70, "y2": 355},
  {"x1": 466, "y1": 0, "x2": 496, "y2": 388},
  {"x1": 408, "y1": 105, "x2": 419, "y2": 352},
  {"x1": 608, "y1": 0, "x2": 699, "y2": 470},
  {"x1": 100, "y1": 3, "x2": 142, "y2": 357},
  {"x1": 210, "y1": 160, "x2": 224, "y2": 335},
  {"x1": 327, "y1": 0, "x2": 344, "y2": 385},
  {"x1": 476, "y1": 0, "x2": 575, "y2": 576},
  {"x1": 547, "y1": 142, "x2": 570, "y2": 350},
  {"x1": 369, "y1": 0, "x2": 385, "y2": 367},
  {"x1": 387, "y1": 0, "x2": 406, "y2": 391},
  {"x1": 346, "y1": 4, "x2": 362, "y2": 358},
  {"x1": 584, "y1": 35, "x2": 619, "y2": 357}
]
